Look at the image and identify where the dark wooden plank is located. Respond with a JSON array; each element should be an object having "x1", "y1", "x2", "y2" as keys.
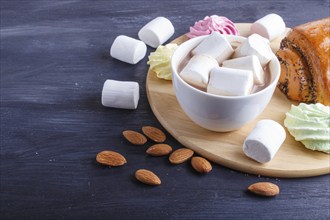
[{"x1": 1, "y1": 0, "x2": 329, "y2": 219}]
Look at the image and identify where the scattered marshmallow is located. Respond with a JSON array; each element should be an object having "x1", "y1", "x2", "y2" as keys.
[
  {"x1": 233, "y1": 34, "x2": 273, "y2": 66},
  {"x1": 222, "y1": 55, "x2": 265, "y2": 85},
  {"x1": 101, "y1": 79, "x2": 139, "y2": 109},
  {"x1": 110, "y1": 35, "x2": 147, "y2": 64},
  {"x1": 251, "y1": 14, "x2": 286, "y2": 41},
  {"x1": 191, "y1": 32, "x2": 234, "y2": 64},
  {"x1": 243, "y1": 119, "x2": 286, "y2": 163},
  {"x1": 138, "y1": 17, "x2": 175, "y2": 48},
  {"x1": 207, "y1": 67, "x2": 253, "y2": 96},
  {"x1": 180, "y1": 55, "x2": 218, "y2": 89}
]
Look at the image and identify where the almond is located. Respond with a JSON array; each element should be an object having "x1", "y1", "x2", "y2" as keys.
[
  {"x1": 142, "y1": 126, "x2": 166, "y2": 143},
  {"x1": 135, "y1": 169, "x2": 161, "y2": 186},
  {"x1": 96, "y1": 150, "x2": 127, "y2": 166},
  {"x1": 169, "y1": 148, "x2": 194, "y2": 164},
  {"x1": 146, "y1": 144, "x2": 173, "y2": 156},
  {"x1": 248, "y1": 182, "x2": 280, "y2": 197},
  {"x1": 191, "y1": 156, "x2": 212, "y2": 173},
  {"x1": 122, "y1": 130, "x2": 147, "y2": 145}
]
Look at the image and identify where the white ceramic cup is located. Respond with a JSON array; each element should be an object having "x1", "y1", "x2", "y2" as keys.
[{"x1": 171, "y1": 35, "x2": 280, "y2": 132}]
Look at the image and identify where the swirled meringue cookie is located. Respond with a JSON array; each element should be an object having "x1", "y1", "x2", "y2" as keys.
[
  {"x1": 147, "y1": 44, "x2": 178, "y2": 80},
  {"x1": 284, "y1": 103, "x2": 330, "y2": 154},
  {"x1": 187, "y1": 15, "x2": 238, "y2": 38}
]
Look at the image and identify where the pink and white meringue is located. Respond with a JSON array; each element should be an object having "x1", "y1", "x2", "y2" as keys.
[{"x1": 187, "y1": 15, "x2": 238, "y2": 38}]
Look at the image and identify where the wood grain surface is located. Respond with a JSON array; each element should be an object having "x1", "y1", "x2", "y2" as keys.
[
  {"x1": 1, "y1": 1, "x2": 329, "y2": 220},
  {"x1": 146, "y1": 23, "x2": 330, "y2": 178}
]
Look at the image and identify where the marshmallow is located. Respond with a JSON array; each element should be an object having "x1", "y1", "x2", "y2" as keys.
[
  {"x1": 233, "y1": 34, "x2": 273, "y2": 66},
  {"x1": 180, "y1": 55, "x2": 218, "y2": 89},
  {"x1": 251, "y1": 14, "x2": 286, "y2": 41},
  {"x1": 101, "y1": 80, "x2": 139, "y2": 109},
  {"x1": 207, "y1": 67, "x2": 253, "y2": 96},
  {"x1": 138, "y1": 17, "x2": 175, "y2": 48},
  {"x1": 191, "y1": 32, "x2": 234, "y2": 64},
  {"x1": 243, "y1": 119, "x2": 286, "y2": 163},
  {"x1": 222, "y1": 55, "x2": 265, "y2": 85},
  {"x1": 110, "y1": 35, "x2": 147, "y2": 64}
]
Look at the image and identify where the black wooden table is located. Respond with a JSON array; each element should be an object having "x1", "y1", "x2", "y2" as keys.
[{"x1": 1, "y1": 0, "x2": 329, "y2": 219}]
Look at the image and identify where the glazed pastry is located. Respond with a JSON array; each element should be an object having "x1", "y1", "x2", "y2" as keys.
[{"x1": 276, "y1": 17, "x2": 330, "y2": 105}]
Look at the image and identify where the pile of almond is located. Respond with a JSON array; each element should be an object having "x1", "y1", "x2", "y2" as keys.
[
  {"x1": 95, "y1": 126, "x2": 279, "y2": 197},
  {"x1": 95, "y1": 126, "x2": 212, "y2": 185}
]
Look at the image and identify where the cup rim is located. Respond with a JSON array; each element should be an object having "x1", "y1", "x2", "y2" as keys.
[{"x1": 171, "y1": 35, "x2": 280, "y2": 100}]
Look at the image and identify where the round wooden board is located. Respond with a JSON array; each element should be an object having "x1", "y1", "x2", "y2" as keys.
[{"x1": 146, "y1": 23, "x2": 330, "y2": 178}]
